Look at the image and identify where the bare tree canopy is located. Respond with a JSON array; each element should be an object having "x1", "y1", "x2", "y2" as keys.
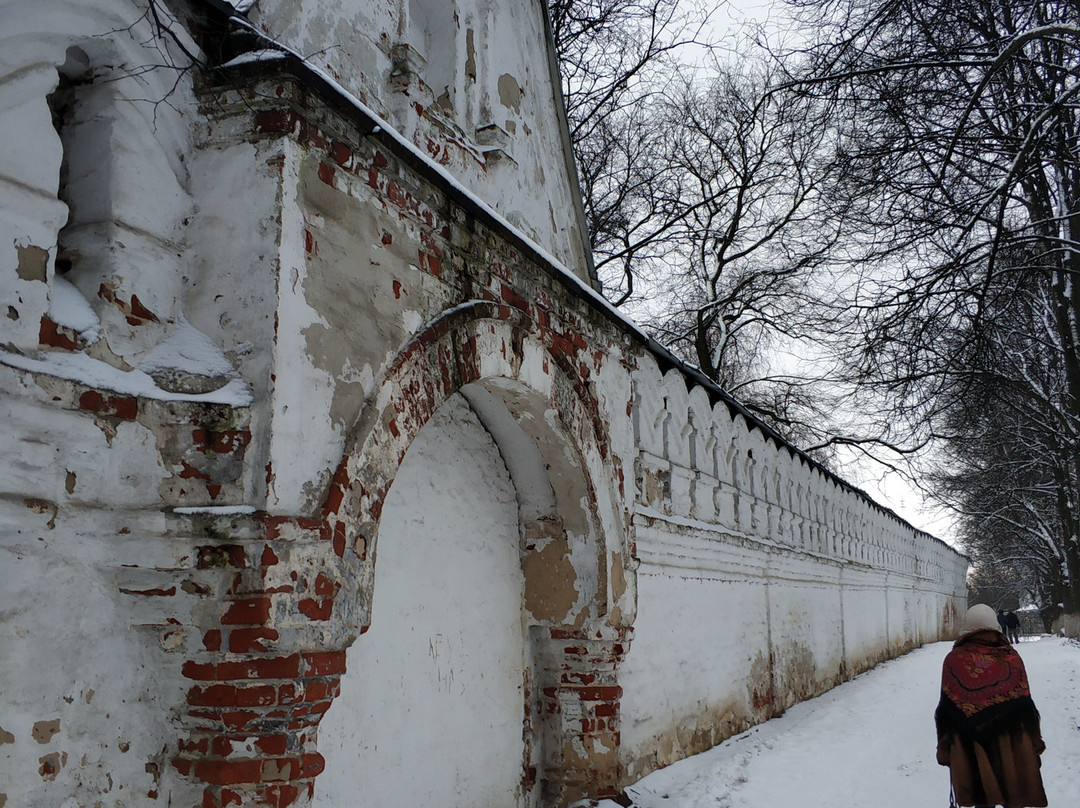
[
  {"x1": 549, "y1": 0, "x2": 717, "y2": 305},
  {"x1": 551, "y1": 0, "x2": 1080, "y2": 618},
  {"x1": 550, "y1": 1, "x2": 854, "y2": 456},
  {"x1": 781, "y1": 0, "x2": 1080, "y2": 615}
]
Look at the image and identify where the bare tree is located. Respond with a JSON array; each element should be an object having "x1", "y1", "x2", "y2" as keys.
[
  {"x1": 550, "y1": 2, "x2": 855, "y2": 453},
  {"x1": 783, "y1": 0, "x2": 1080, "y2": 614},
  {"x1": 549, "y1": 0, "x2": 718, "y2": 303},
  {"x1": 648, "y1": 59, "x2": 850, "y2": 453},
  {"x1": 925, "y1": 260, "x2": 1078, "y2": 621}
]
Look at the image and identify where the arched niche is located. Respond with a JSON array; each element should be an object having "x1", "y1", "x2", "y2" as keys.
[{"x1": 315, "y1": 306, "x2": 632, "y2": 806}]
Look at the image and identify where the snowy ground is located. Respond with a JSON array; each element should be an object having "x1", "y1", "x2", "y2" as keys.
[{"x1": 606, "y1": 636, "x2": 1080, "y2": 808}]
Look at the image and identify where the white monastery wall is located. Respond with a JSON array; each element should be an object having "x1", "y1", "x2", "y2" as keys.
[
  {"x1": 0, "y1": 1, "x2": 967, "y2": 806},
  {"x1": 620, "y1": 358, "x2": 968, "y2": 779}
]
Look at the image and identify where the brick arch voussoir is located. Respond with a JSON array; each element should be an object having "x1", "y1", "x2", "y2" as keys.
[
  {"x1": 326, "y1": 301, "x2": 629, "y2": 808},
  {"x1": 324, "y1": 299, "x2": 618, "y2": 627},
  {"x1": 171, "y1": 298, "x2": 626, "y2": 807}
]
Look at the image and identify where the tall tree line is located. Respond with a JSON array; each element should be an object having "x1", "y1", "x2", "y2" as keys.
[
  {"x1": 550, "y1": 0, "x2": 1080, "y2": 621},
  {"x1": 786, "y1": 0, "x2": 1080, "y2": 619}
]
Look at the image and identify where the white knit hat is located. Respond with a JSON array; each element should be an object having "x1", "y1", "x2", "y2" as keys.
[{"x1": 961, "y1": 603, "x2": 1003, "y2": 635}]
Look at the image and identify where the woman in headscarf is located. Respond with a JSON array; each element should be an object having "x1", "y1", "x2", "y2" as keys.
[{"x1": 935, "y1": 603, "x2": 1047, "y2": 807}]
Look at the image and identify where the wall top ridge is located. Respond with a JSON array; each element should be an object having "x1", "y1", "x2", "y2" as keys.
[
  {"x1": 204, "y1": 45, "x2": 632, "y2": 326},
  {"x1": 633, "y1": 348, "x2": 966, "y2": 563}
]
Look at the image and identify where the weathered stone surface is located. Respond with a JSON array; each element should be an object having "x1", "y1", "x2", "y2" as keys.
[{"x1": 0, "y1": 3, "x2": 967, "y2": 807}]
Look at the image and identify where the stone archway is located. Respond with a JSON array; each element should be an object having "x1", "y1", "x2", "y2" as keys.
[
  {"x1": 314, "y1": 393, "x2": 530, "y2": 806},
  {"x1": 317, "y1": 308, "x2": 633, "y2": 806},
  {"x1": 172, "y1": 307, "x2": 634, "y2": 808}
]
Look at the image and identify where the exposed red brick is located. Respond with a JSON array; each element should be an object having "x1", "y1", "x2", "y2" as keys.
[
  {"x1": 301, "y1": 679, "x2": 331, "y2": 702},
  {"x1": 322, "y1": 461, "x2": 349, "y2": 516},
  {"x1": 213, "y1": 655, "x2": 301, "y2": 682},
  {"x1": 331, "y1": 522, "x2": 346, "y2": 558},
  {"x1": 418, "y1": 250, "x2": 441, "y2": 276},
  {"x1": 229, "y1": 627, "x2": 279, "y2": 654},
  {"x1": 561, "y1": 672, "x2": 596, "y2": 685},
  {"x1": 297, "y1": 598, "x2": 332, "y2": 621},
  {"x1": 183, "y1": 579, "x2": 213, "y2": 596},
  {"x1": 277, "y1": 783, "x2": 302, "y2": 807},
  {"x1": 209, "y1": 735, "x2": 234, "y2": 758},
  {"x1": 194, "y1": 758, "x2": 263, "y2": 786},
  {"x1": 299, "y1": 753, "x2": 325, "y2": 779},
  {"x1": 79, "y1": 389, "x2": 138, "y2": 420},
  {"x1": 187, "y1": 708, "x2": 225, "y2": 726},
  {"x1": 234, "y1": 685, "x2": 277, "y2": 708},
  {"x1": 178, "y1": 736, "x2": 211, "y2": 755},
  {"x1": 173, "y1": 757, "x2": 193, "y2": 777},
  {"x1": 277, "y1": 683, "x2": 300, "y2": 705},
  {"x1": 291, "y1": 700, "x2": 332, "y2": 718},
  {"x1": 500, "y1": 284, "x2": 530, "y2": 312},
  {"x1": 310, "y1": 572, "x2": 333, "y2": 597},
  {"x1": 38, "y1": 316, "x2": 78, "y2": 350},
  {"x1": 254, "y1": 109, "x2": 299, "y2": 135},
  {"x1": 330, "y1": 140, "x2": 351, "y2": 166},
  {"x1": 187, "y1": 683, "x2": 238, "y2": 708},
  {"x1": 128, "y1": 293, "x2": 158, "y2": 324},
  {"x1": 183, "y1": 661, "x2": 218, "y2": 681},
  {"x1": 221, "y1": 710, "x2": 260, "y2": 731},
  {"x1": 180, "y1": 462, "x2": 213, "y2": 482},
  {"x1": 260, "y1": 584, "x2": 295, "y2": 595},
  {"x1": 221, "y1": 597, "x2": 272, "y2": 626},
  {"x1": 301, "y1": 651, "x2": 345, "y2": 677}
]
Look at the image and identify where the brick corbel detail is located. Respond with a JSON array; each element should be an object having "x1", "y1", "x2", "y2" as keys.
[
  {"x1": 538, "y1": 624, "x2": 632, "y2": 806},
  {"x1": 174, "y1": 513, "x2": 358, "y2": 808}
]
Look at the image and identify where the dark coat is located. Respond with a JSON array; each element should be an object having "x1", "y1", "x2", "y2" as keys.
[{"x1": 935, "y1": 630, "x2": 1047, "y2": 807}]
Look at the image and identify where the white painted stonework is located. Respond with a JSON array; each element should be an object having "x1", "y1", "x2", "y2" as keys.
[
  {"x1": 0, "y1": 2, "x2": 968, "y2": 807},
  {"x1": 315, "y1": 395, "x2": 527, "y2": 807}
]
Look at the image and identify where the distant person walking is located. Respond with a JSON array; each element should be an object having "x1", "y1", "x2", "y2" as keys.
[
  {"x1": 936, "y1": 604, "x2": 1047, "y2": 808},
  {"x1": 997, "y1": 608, "x2": 1008, "y2": 634},
  {"x1": 1006, "y1": 610, "x2": 1021, "y2": 644}
]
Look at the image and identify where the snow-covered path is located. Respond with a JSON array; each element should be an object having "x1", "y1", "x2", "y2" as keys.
[{"x1": 615, "y1": 637, "x2": 1080, "y2": 808}]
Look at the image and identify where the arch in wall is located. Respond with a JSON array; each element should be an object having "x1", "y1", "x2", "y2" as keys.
[
  {"x1": 316, "y1": 301, "x2": 633, "y2": 807},
  {"x1": 313, "y1": 392, "x2": 530, "y2": 806}
]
